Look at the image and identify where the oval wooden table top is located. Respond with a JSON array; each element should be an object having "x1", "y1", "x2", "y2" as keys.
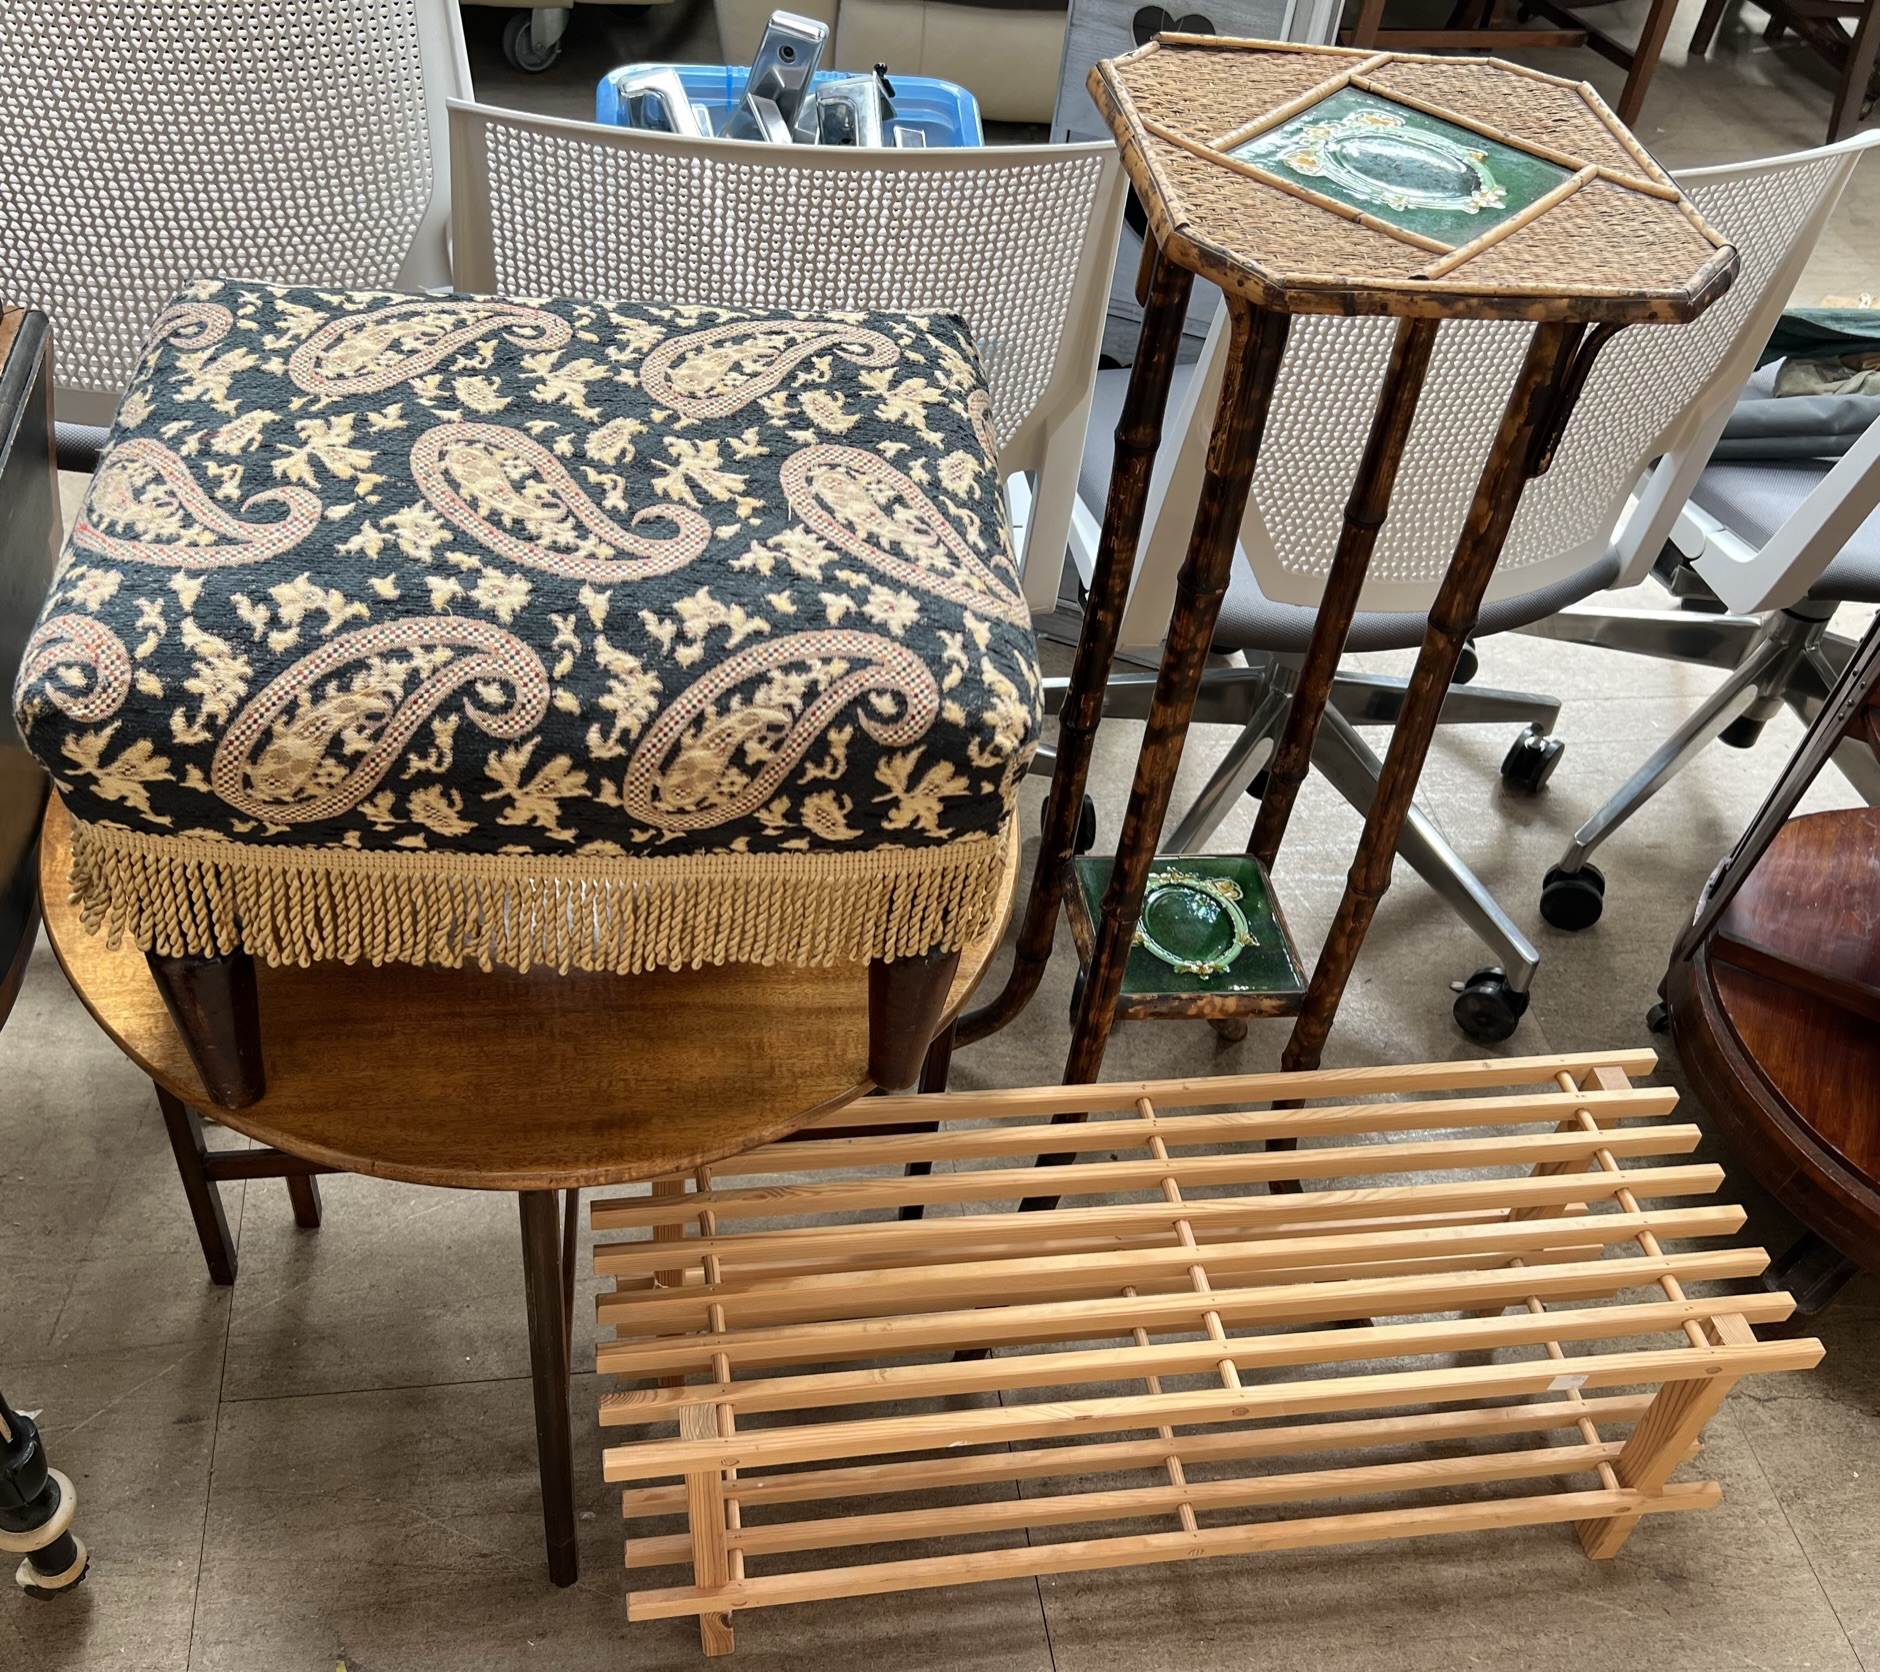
[{"x1": 38, "y1": 797, "x2": 1018, "y2": 1192}]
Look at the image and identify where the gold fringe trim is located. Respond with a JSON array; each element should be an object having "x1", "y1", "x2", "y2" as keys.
[{"x1": 65, "y1": 818, "x2": 1014, "y2": 975}]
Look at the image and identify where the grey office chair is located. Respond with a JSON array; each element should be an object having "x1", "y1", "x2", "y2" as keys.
[
  {"x1": 1525, "y1": 363, "x2": 1880, "y2": 932},
  {"x1": 1069, "y1": 132, "x2": 1877, "y2": 1041}
]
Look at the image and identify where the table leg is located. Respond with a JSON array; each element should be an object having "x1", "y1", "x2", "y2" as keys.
[
  {"x1": 1063, "y1": 299, "x2": 1293, "y2": 1087},
  {"x1": 518, "y1": 1189, "x2": 578, "y2": 1587},
  {"x1": 1615, "y1": 0, "x2": 1681, "y2": 124},
  {"x1": 155, "y1": 1085, "x2": 238, "y2": 1285},
  {"x1": 1281, "y1": 322, "x2": 1589, "y2": 1075},
  {"x1": 958, "y1": 245, "x2": 1196, "y2": 1046},
  {"x1": 1249, "y1": 317, "x2": 1440, "y2": 869}
]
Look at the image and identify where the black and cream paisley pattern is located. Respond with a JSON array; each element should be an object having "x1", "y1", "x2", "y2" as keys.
[{"x1": 14, "y1": 279, "x2": 1040, "y2": 862}]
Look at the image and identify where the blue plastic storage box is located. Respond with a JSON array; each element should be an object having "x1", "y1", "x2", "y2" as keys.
[{"x1": 597, "y1": 63, "x2": 983, "y2": 147}]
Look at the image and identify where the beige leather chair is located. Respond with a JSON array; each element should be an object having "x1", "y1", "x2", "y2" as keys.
[{"x1": 713, "y1": 0, "x2": 1067, "y2": 121}]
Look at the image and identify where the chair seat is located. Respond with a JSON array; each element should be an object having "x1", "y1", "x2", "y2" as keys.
[
  {"x1": 1690, "y1": 460, "x2": 1880, "y2": 604},
  {"x1": 14, "y1": 280, "x2": 1040, "y2": 975},
  {"x1": 1082, "y1": 367, "x2": 1621, "y2": 655}
]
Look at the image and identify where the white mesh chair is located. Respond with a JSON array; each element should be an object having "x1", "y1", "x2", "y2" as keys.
[
  {"x1": 447, "y1": 102, "x2": 1126, "y2": 605},
  {"x1": 1073, "y1": 132, "x2": 1878, "y2": 1040},
  {"x1": 0, "y1": 0, "x2": 471, "y2": 429}
]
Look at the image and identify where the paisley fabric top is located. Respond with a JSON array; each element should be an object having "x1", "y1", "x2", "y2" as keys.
[{"x1": 13, "y1": 281, "x2": 1040, "y2": 974}]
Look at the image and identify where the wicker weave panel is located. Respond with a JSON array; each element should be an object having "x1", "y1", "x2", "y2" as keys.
[
  {"x1": 1449, "y1": 178, "x2": 1720, "y2": 294},
  {"x1": 1498, "y1": 153, "x2": 1844, "y2": 574},
  {"x1": 1114, "y1": 45, "x2": 1345, "y2": 146},
  {"x1": 1364, "y1": 59, "x2": 1651, "y2": 183},
  {"x1": 1151, "y1": 140, "x2": 1432, "y2": 284}
]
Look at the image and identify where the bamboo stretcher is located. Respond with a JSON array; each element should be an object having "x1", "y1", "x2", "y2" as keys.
[{"x1": 590, "y1": 1049, "x2": 1822, "y2": 1654}]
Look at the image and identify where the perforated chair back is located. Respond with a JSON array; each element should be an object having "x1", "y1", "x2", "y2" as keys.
[
  {"x1": 0, "y1": 0, "x2": 470, "y2": 425},
  {"x1": 448, "y1": 102, "x2": 1127, "y2": 608},
  {"x1": 1116, "y1": 132, "x2": 1880, "y2": 647}
]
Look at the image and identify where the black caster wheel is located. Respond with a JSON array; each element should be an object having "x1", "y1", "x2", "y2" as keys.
[
  {"x1": 1452, "y1": 966, "x2": 1529, "y2": 1043},
  {"x1": 1539, "y1": 861, "x2": 1605, "y2": 931},
  {"x1": 1208, "y1": 1017, "x2": 1249, "y2": 1043},
  {"x1": 1454, "y1": 640, "x2": 1480, "y2": 685},
  {"x1": 502, "y1": 10, "x2": 564, "y2": 71},
  {"x1": 1720, "y1": 715, "x2": 1765, "y2": 749},
  {"x1": 1646, "y1": 999, "x2": 1670, "y2": 1034},
  {"x1": 1500, "y1": 725, "x2": 1564, "y2": 793},
  {"x1": 1073, "y1": 793, "x2": 1098, "y2": 855}
]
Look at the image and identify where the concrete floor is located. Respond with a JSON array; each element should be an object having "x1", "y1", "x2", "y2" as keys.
[{"x1": 5, "y1": 7, "x2": 1880, "y2": 1670}]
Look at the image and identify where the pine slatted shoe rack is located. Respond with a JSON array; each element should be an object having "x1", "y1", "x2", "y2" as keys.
[{"x1": 591, "y1": 1049, "x2": 1821, "y2": 1652}]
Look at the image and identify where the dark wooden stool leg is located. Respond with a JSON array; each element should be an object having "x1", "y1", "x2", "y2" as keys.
[
  {"x1": 154, "y1": 1085, "x2": 238, "y2": 1285},
  {"x1": 285, "y1": 1174, "x2": 323, "y2": 1229},
  {"x1": 1615, "y1": 0, "x2": 1681, "y2": 124},
  {"x1": 145, "y1": 949, "x2": 265, "y2": 1109},
  {"x1": 867, "y1": 948, "x2": 962, "y2": 1091},
  {"x1": 1689, "y1": 0, "x2": 1730, "y2": 53},
  {"x1": 894, "y1": 1022, "x2": 956, "y2": 1224},
  {"x1": 518, "y1": 1189, "x2": 578, "y2": 1587},
  {"x1": 1765, "y1": 1229, "x2": 1861, "y2": 1318}
]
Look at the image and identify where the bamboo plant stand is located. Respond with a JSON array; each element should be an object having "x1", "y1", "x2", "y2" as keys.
[{"x1": 592, "y1": 1049, "x2": 1820, "y2": 1650}]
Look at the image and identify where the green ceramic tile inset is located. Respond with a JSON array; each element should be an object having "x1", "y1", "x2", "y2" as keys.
[
  {"x1": 1229, "y1": 86, "x2": 1572, "y2": 245},
  {"x1": 1073, "y1": 853, "x2": 1306, "y2": 1004}
]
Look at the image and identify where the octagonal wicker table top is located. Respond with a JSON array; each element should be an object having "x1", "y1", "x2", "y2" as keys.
[{"x1": 1088, "y1": 37, "x2": 1737, "y2": 322}]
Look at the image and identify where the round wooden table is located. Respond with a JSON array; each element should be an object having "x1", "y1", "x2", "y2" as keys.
[{"x1": 38, "y1": 796, "x2": 1016, "y2": 1584}]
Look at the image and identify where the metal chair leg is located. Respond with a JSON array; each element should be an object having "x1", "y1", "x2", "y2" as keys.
[
  {"x1": 1516, "y1": 607, "x2": 1763, "y2": 668},
  {"x1": 1165, "y1": 686, "x2": 1291, "y2": 851},
  {"x1": 1553, "y1": 631, "x2": 1795, "y2": 876},
  {"x1": 1314, "y1": 708, "x2": 1540, "y2": 991},
  {"x1": 1329, "y1": 670, "x2": 1560, "y2": 731}
]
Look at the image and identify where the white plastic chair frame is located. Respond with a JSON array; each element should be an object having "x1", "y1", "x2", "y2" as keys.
[
  {"x1": 447, "y1": 101, "x2": 1127, "y2": 609},
  {"x1": 0, "y1": 0, "x2": 472, "y2": 425},
  {"x1": 1105, "y1": 131, "x2": 1880, "y2": 650}
]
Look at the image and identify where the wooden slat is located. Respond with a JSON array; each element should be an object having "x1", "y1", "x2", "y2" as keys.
[
  {"x1": 588, "y1": 1124, "x2": 1702, "y2": 1230},
  {"x1": 625, "y1": 1484, "x2": 1718, "y2": 1617},
  {"x1": 721, "y1": 1086, "x2": 1678, "y2": 1171},
  {"x1": 604, "y1": 1338, "x2": 1822, "y2": 1479},
  {"x1": 626, "y1": 1440, "x2": 1647, "y2": 1565},
  {"x1": 593, "y1": 1163, "x2": 1727, "y2": 1277},
  {"x1": 596, "y1": 1205, "x2": 1746, "y2": 1343},
  {"x1": 731, "y1": 1048, "x2": 1666, "y2": 1139},
  {"x1": 594, "y1": 1055, "x2": 1808, "y2": 1627},
  {"x1": 621, "y1": 1392, "x2": 1661, "y2": 1514},
  {"x1": 602, "y1": 1279, "x2": 1788, "y2": 1424}
]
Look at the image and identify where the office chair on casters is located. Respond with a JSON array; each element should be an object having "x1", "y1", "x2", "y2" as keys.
[
  {"x1": 1526, "y1": 372, "x2": 1880, "y2": 937},
  {"x1": 1071, "y1": 131, "x2": 1879, "y2": 1042}
]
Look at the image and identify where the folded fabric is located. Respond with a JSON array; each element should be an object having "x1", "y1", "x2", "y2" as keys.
[
  {"x1": 1756, "y1": 305, "x2": 1880, "y2": 369},
  {"x1": 13, "y1": 280, "x2": 1041, "y2": 974}
]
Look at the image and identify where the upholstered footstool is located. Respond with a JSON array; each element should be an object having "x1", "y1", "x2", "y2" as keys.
[{"x1": 15, "y1": 280, "x2": 1039, "y2": 1106}]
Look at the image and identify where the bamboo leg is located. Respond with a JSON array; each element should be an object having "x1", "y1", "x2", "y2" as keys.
[
  {"x1": 1281, "y1": 322, "x2": 1591, "y2": 1075},
  {"x1": 1249, "y1": 318, "x2": 1440, "y2": 869},
  {"x1": 1062, "y1": 300, "x2": 1293, "y2": 1090},
  {"x1": 957, "y1": 246, "x2": 1196, "y2": 1047}
]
